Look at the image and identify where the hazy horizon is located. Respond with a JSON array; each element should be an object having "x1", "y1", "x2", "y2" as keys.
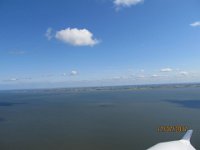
[{"x1": 1, "y1": 81, "x2": 200, "y2": 91}]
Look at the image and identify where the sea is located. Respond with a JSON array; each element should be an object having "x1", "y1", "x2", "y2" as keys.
[{"x1": 0, "y1": 84, "x2": 200, "y2": 150}]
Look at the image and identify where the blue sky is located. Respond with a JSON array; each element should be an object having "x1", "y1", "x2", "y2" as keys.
[{"x1": 1, "y1": 0, "x2": 200, "y2": 90}]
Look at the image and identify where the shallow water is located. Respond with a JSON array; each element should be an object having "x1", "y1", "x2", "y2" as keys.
[{"x1": 0, "y1": 87, "x2": 200, "y2": 150}]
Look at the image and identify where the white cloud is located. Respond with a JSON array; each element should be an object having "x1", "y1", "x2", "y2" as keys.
[
  {"x1": 190, "y1": 21, "x2": 200, "y2": 27},
  {"x1": 179, "y1": 71, "x2": 188, "y2": 76},
  {"x1": 10, "y1": 78, "x2": 18, "y2": 81},
  {"x1": 20, "y1": 77, "x2": 32, "y2": 80},
  {"x1": 45, "y1": 27, "x2": 53, "y2": 40},
  {"x1": 70, "y1": 70, "x2": 78, "y2": 76},
  {"x1": 137, "y1": 75, "x2": 145, "y2": 78},
  {"x1": 55, "y1": 28, "x2": 99, "y2": 46},
  {"x1": 114, "y1": 0, "x2": 144, "y2": 8},
  {"x1": 62, "y1": 73, "x2": 67, "y2": 76},
  {"x1": 3, "y1": 78, "x2": 18, "y2": 82},
  {"x1": 160, "y1": 68, "x2": 173, "y2": 72},
  {"x1": 112, "y1": 76, "x2": 123, "y2": 80},
  {"x1": 140, "y1": 69, "x2": 145, "y2": 72},
  {"x1": 9, "y1": 50, "x2": 26, "y2": 55},
  {"x1": 151, "y1": 74, "x2": 159, "y2": 78}
]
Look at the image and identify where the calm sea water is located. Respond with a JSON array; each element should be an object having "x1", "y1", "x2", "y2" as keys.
[{"x1": 0, "y1": 86, "x2": 200, "y2": 150}]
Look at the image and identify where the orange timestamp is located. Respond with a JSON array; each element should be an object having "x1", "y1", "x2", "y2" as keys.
[{"x1": 157, "y1": 125, "x2": 189, "y2": 132}]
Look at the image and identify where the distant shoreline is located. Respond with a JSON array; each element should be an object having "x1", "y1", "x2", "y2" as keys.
[{"x1": 1, "y1": 82, "x2": 200, "y2": 93}]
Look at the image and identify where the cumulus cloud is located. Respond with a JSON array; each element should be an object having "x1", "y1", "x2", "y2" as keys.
[
  {"x1": 140, "y1": 69, "x2": 145, "y2": 72},
  {"x1": 112, "y1": 76, "x2": 123, "y2": 80},
  {"x1": 21, "y1": 77, "x2": 32, "y2": 80},
  {"x1": 160, "y1": 68, "x2": 173, "y2": 72},
  {"x1": 62, "y1": 73, "x2": 67, "y2": 76},
  {"x1": 3, "y1": 78, "x2": 18, "y2": 82},
  {"x1": 70, "y1": 70, "x2": 78, "y2": 76},
  {"x1": 9, "y1": 50, "x2": 26, "y2": 55},
  {"x1": 114, "y1": 0, "x2": 144, "y2": 8},
  {"x1": 45, "y1": 27, "x2": 53, "y2": 40},
  {"x1": 9, "y1": 78, "x2": 18, "y2": 81},
  {"x1": 190, "y1": 21, "x2": 200, "y2": 27},
  {"x1": 55, "y1": 28, "x2": 99, "y2": 46},
  {"x1": 137, "y1": 75, "x2": 145, "y2": 78},
  {"x1": 180, "y1": 71, "x2": 188, "y2": 76},
  {"x1": 151, "y1": 74, "x2": 159, "y2": 78}
]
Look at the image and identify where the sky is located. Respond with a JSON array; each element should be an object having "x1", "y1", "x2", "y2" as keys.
[{"x1": 0, "y1": 0, "x2": 200, "y2": 90}]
